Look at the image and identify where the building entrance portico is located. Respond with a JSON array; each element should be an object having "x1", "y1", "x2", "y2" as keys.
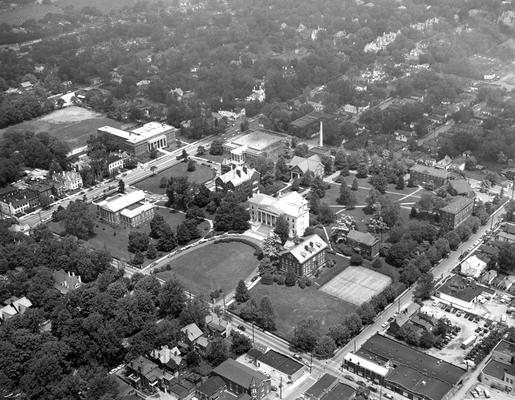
[{"x1": 147, "y1": 135, "x2": 167, "y2": 151}]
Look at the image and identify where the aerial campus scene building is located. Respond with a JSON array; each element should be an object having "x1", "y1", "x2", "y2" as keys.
[{"x1": 2, "y1": 1, "x2": 515, "y2": 400}]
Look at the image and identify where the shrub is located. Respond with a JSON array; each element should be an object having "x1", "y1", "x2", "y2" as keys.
[
  {"x1": 261, "y1": 273, "x2": 273, "y2": 285},
  {"x1": 305, "y1": 278, "x2": 312, "y2": 287},
  {"x1": 275, "y1": 275, "x2": 285, "y2": 285},
  {"x1": 350, "y1": 253, "x2": 363, "y2": 265},
  {"x1": 297, "y1": 279, "x2": 306, "y2": 289}
]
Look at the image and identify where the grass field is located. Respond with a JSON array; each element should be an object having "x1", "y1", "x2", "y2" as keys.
[
  {"x1": 0, "y1": 0, "x2": 138, "y2": 24},
  {"x1": 320, "y1": 266, "x2": 392, "y2": 305},
  {"x1": 48, "y1": 206, "x2": 209, "y2": 265},
  {"x1": 135, "y1": 162, "x2": 215, "y2": 194},
  {"x1": 247, "y1": 282, "x2": 357, "y2": 339},
  {"x1": 0, "y1": 106, "x2": 126, "y2": 150},
  {"x1": 156, "y1": 241, "x2": 258, "y2": 295}
]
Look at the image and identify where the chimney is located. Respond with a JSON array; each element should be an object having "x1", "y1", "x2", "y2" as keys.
[
  {"x1": 319, "y1": 120, "x2": 323, "y2": 147},
  {"x1": 78, "y1": 275, "x2": 82, "y2": 283},
  {"x1": 236, "y1": 169, "x2": 241, "y2": 178},
  {"x1": 68, "y1": 271, "x2": 71, "y2": 277},
  {"x1": 243, "y1": 166, "x2": 248, "y2": 174}
]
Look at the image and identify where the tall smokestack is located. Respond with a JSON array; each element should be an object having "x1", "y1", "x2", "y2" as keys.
[{"x1": 319, "y1": 120, "x2": 323, "y2": 147}]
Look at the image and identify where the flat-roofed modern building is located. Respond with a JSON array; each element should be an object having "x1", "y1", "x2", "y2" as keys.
[
  {"x1": 224, "y1": 129, "x2": 290, "y2": 165},
  {"x1": 254, "y1": 350, "x2": 306, "y2": 384},
  {"x1": 96, "y1": 190, "x2": 154, "y2": 227},
  {"x1": 481, "y1": 339, "x2": 515, "y2": 393},
  {"x1": 98, "y1": 122, "x2": 177, "y2": 157},
  {"x1": 248, "y1": 191, "x2": 309, "y2": 237}
]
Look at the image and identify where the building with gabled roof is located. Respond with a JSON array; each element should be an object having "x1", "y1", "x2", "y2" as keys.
[
  {"x1": 437, "y1": 275, "x2": 494, "y2": 309},
  {"x1": 53, "y1": 269, "x2": 82, "y2": 294},
  {"x1": 279, "y1": 234, "x2": 328, "y2": 276},
  {"x1": 248, "y1": 191, "x2": 309, "y2": 237},
  {"x1": 215, "y1": 166, "x2": 260, "y2": 198},
  {"x1": 255, "y1": 349, "x2": 306, "y2": 383},
  {"x1": 212, "y1": 359, "x2": 271, "y2": 400},
  {"x1": 287, "y1": 155, "x2": 324, "y2": 180},
  {"x1": 52, "y1": 171, "x2": 83, "y2": 192},
  {"x1": 409, "y1": 164, "x2": 450, "y2": 188},
  {"x1": 448, "y1": 179, "x2": 474, "y2": 197},
  {"x1": 346, "y1": 230, "x2": 379, "y2": 258},
  {"x1": 96, "y1": 190, "x2": 154, "y2": 227},
  {"x1": 196, "y1": 376, "x2": 227, "y2": 400},
  {"x1": 181, "y1": 323, "x2": 204, "y2": 342},
  {"x1": 460, "y1": 255, "x2": 487, "y2": 279},
  {"x1": 0, "y1": 304, "x2": 18, "y2": 321},
  {"x1": 150, "y1": 345, "x2": 184, "y2": 374}
]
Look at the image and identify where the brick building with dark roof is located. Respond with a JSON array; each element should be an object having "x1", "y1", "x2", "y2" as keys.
[
  {"x1": 256, "y1": 350, "x2": 306, "y2": 383},
  {"x1": 438, "y1": 197, "x2": 474, "y2": 230},
  {"x1": 346, "y1": 230, "x2": 380, "y2": 258},
  {"x1": 196, "y1": 376, "x2": 227, "y2": 400},
  {"x1": 212, "y1": 359, "x2": 271, "y2": 400},
  {"x1": 481, "y1": 337, "x2": 515, "y2": 393},
  {"x1": 409, "y1": 164, "x2": 450, "y2": 188}
]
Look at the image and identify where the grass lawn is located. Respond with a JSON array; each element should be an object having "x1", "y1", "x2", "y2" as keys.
[
  {"x1": 156, "y1": 241, "x2": 258, "y2": 295},
  {"x1": 323, "y1": 183, "x2": 370, "y2": 206},
  {"x1": 48, "y1": 206, "x2": 209, "y2": 265},
  {"x1": 199, "y1": 153, "x2": 227, "y2": 163},
  {"x1": 0, "y1": 106, "x2": 126, "y2": 149},
  {"x1": 135, "y1": 162, "x2": 215, "y2": 194},
  {"x1": 245, "y1": 283, "x2": 357, "y2": 339}
]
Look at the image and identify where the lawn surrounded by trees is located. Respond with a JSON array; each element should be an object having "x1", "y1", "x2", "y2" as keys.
[
  {"x1": 135, "y1": 162, "x2": 215, "y2": 194},
  {"x1": 156, "y1": 241, "x2": 258, "y2": 295}
]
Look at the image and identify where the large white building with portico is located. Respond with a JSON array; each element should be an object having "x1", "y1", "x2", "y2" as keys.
[
  {"x1": 98, "y1": 122, "x2": 177, "y2": 157},
  {"x1": 248, "y1": 191, "x2": 309, "y2": 237}
]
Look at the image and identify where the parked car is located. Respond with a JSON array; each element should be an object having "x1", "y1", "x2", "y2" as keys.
[
  {"x1": 292, "y1": 354, "x2": 303, "y2": 361},
  {"x1": 344, "y1": 375, "x2": 355, "y2": 382},
  {"x1": 237, "y1": 325, "x2": 246, "y2": 331},
  {"x1": 383, "y1": 394, "x2": 394, "y2": 400},
  {"x1": 357, "y1": 381, "x2": 367, "y2": 387},
  {"x1": 250, "y1": 276, "x2": 258, "y2": 282}
]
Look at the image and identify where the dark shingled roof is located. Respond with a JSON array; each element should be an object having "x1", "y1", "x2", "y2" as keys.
[
  {"x1": 304, "y1": 373, "x2": 339, "y2": 398},
  {"x1": 347, "y1": 230, "x2": 378, "y2": 246},
  {"x1": 358, "y1": 334, "x2": 465, "y2": 386},
  {"x1": 439, "y1": 197, "x2": 473, "y2": 215},
  {"x1": 322, "y1": 383, "x2": 355, "y2": 400},
  {"x1": 213, "y1": 359, "x2": 267, "y2": 389},
  {"x1": 386, "y1": 365, "x2": 452, "y2": 400},
  {"x1": 197, "y1": 376, "x2": 226, "y2": 397},
  {"x1": 438, "y1": 275, "x2": 493, "y2": 302},
  {"x1": 257, "y1": 350, "x2": 305, "y2": 376}
]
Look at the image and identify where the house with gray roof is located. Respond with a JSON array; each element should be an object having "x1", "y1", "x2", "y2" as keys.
[{"x1": 346, "y1": 230, "x2": 379, "y2": 258}]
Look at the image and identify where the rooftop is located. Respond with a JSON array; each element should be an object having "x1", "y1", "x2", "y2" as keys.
[
  {"x1": 97, "y1": 190, "x2": 146, "y2": 213},
  {"x1": 344, "y1": 353, "x2": 389, "y2": 377},
  {"x1": 386, "y1": 364, "x2": 452, "y2": 400},
  {"x1": 257, "y1": 350, "x2": 305, "y2": 376},
  {"x1": 249, "y1": 191, "x2": 308, "y2": 218},
  {"x1": 212, "y1": 359, "x2": 268, "y2": 389},
  {"x1": 181, "y1": 323, "x2": 204, "y2": 342},
  {"x1": 439, "y1": 197, "x2": 474, "y2": 215},
  {"x1": 287, "y1": 155, "x2": 323, "y2": 174},
  {"x1": 232, "y1": 130, "x2": 285, "y2": 151},
  {"x1": 290, "y1": 111, "x2": 334, "y2": 128},
  {"x1": 439, "y1": 275, "x2": 493, "y2": 302},
  {"x1": 197, "y1": 376, "x2": 226, "y2": 397},
  {"x1": 218, "y1": 166, "x2": 258, "y2": 187},
  {"x1": 99, "y1": 122, "x2": 175, "y2": 144},
  {"x1": 286, "y1": 234, "x2": 328, "y2": 264},
  {"x1": 347, "y1": 230, "x2": 378, "y2": 247},
  {"x1": 323, "y1": 383, "x2": 355, "y2": 400},
  {"x1": 410, "y1": 164, "x2": 450, "y2": 180},
  {"x1": 483, "y1": 359, "x2": 509, "y2": 381},
  {"x1": 304, "y1": 373, "x2": 338, "y2": 398},
  {"x1": 358, "y1": 334, "x2": 465, "y2": 386},
  {"x1": 494, "y1": 339, "x2": 515, "y2": 356},
  {"x1": 119, "y1": 202, "x2": 153, "y2": 219},
  {"x1": 449, "y1": 179, "x2": 473, "y2": 195}
]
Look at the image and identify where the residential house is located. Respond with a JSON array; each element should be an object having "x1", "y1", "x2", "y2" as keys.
[
  {"x1": 0, "y1": 296, "x2": 33, "y2": 322},
  {"x1": 212, "y1": 359, "x2": 271, "y2": 400},
  {"x1": 497, "y1": 223, "x2": 515, "y2": 244},
  {"x1": 409, "y1": 164, "x2": 450, "y2": 188},
  {"x1": 29, "y1": 182, "x2": 53, "y2": 201},
  {"x1": 196, "y1": 376, "x2": 227, "y2": 400},
  {"x1": 448, "y1": 179, "x2": 474, "y2": 197},
  {"x1": 481, "y1": 270, "x2": 498, "y2": 285},
  {"x1": 0, "y1": 186, "x2": 40, "y2": 217},
  {"x1": 205, "y1": 316, "x2": 231, "y2": 338},
  {"x1": 481, "y1": 338, "x2": 515, "y2": 392},
  {"x1": 499, "y1": 276, "x2": 515, "y2": 291},
  {"x1": 460, "y1": 255, "x2": 487, "y2": 279},
  {"x1": 181, "y1": 323, "x2": 209, "y2": 353},
  {"x1": 20, "y1": 81, "x2": 33, "y2": 91},
  {"x1": 0, "y1": 304, "x2": 18, "y2": 322},
  {"x1": 215, "y1": 166, "x2": 260, "y2": 198},
  {"x1": 126, "y1": 355, "x2": 174, "y2": 393},
  {"x1": 279, "y1": 234, "x2": 328, "y2": 277},
  {"x1": 53, "y1": 269, "x2": 83, "y2": 295},
  {"x1": 150, "y1": 345, "x2": 184, "y2": 374},
  {"x1": 393, "y1": 130, "x2": 416, "y2": 143},
  {"x1": 346, "y1": 230, "x2": 380, "y2": 258},
  {"x1": 107, "y1": 155, "x2": 124, "y2": 175},
  {"x1": 248, "y1": 192, "x2": 310, "y2": 237},
  {"x1": 52, "y1": 171, "x2": 83, "y2": 192},
  {"x1": 287, "y1": 155, "x2": 325, "y2": 180},
  {"x1": 438, "y1": 197, "x2": 474, "y2": 230},
  {"x1": 96, "y1": 190, "x2": 154, "y2": 228}
]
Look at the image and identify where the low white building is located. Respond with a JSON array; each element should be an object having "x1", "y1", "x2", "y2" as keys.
[
  {"x1": 248, "y1": 191, "x2": 309, "y2": 237},
  {"x1": 96, "y1": 190, "x2": 154, "y2": 227},
  {"x1": 460, "y1": 255, "x2": 487, "y2": 279}
]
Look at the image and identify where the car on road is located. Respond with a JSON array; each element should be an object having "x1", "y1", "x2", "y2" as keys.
[
  {"x1": 383, "y1": 394, "x2": 393, "y2": 400},
  {"x1": 393, "y1": 311, "x2": 399, "y2": 317},
  {"x1": 357, "y1": 381, "x2": 367, "y2": 387},
  {"x1": 250, "y1": 276, "x2": 258, "y2": 282},
  {"x1": 237, "y1": 325, "x2": 246, "y2": 331},
  {"x1": 292, "y1": 354, "x2": 303, "y2": 361},
  {"x1": 387, "y1": 317, "x2": 395, "y2": 323},
  {"x1": 344, "y1": 375, "x2": 355, "y2": 382},
  {"x1": 381, "y1": 322, "x2": 389, "y2": 329}
]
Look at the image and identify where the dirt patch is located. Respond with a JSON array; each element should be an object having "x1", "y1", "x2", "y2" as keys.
[{"x1": 39, "y1": 106, "x2": 100, "y2": 123}]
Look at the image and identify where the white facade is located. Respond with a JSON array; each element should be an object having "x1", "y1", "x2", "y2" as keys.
[
  {"x1": 248, "y1": 192, "x2": 309, "y2": 237},
  {"x1": 438, "y1": 292, "x2": 475, "y2": 310},
  {"x1": 460, "y1": 255, "x2": 487, "y2": 279}
]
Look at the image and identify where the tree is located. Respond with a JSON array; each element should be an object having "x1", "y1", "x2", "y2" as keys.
[
  {"x1": 314, "y1": 335, "x2": 336, "y2": 359},
  {"x1": 187, "y1": 159, "x2": 196, "y2": 172},
  {"x1": 176, "y1": 223, "x2": 191, "y2": 245},
  {"x1": 356, "y1": 164, "x2": 368, "y2": 178},
  {"x1": 128, "y1": 231, "x2": 150, "y2": 253},
  {"x1": 338, "y1": 181, "x2": 351, "y2": 205},
  {"x1": 434, "y1": 238, "x2": 450, "y2": 258},
  {"x1": 158, "y1": 278, "x2": 186, "y2": 318},
  {"x1": 415, "y1": 272, "x2": 434, "y2": 300},
  {"x1": 372, "y1": 258, "x2": 383, "y2": 269},
  {"x1": 146, "y1": 242, "x2": 157, "y2": 259},
  {"x1": 132, "y1": 251, "x2": 144, "y2": 266},
  {"x1": 319, "y1": 203, "x2": 335, "y2": 224},
  {"x1": 309, "y1": 191, "x2": 321, "y2": 214},
  {"x1": 257, "y1": 296, "x2": 276, "y2": 330},
  {"x1": 231, "y1": 331, "x2": 252, "y2": 355},
  {"x1": 351, "y1": 177, "x2": 359, "y2": 191},
  {"x1": 334, "y1": 150, "x2": 347, "y2": 169},
  {"x1": 400, "y1": 263, "x2": 421, "y2": 285},
  {"x1": 418, "y1": 194, "x2": 433, "y2": 213},
  {"x1": 159, "y1": 177, "x2": 168, "y2": 188},
  {"x1": 157, "y1": 224, "x2": 177, "y2": 251},
  {"x1": 60, "y1": 201, "x2": 95, "y2": 239},
  {"x1": 328, "y1": 324, "x2": 351, "y2": 346},
  {"x1": 410, "y1": 207, "x2": 418, "y2": 219},
  {"x1": 274, "y1": 215, "x2": 290, "y2": 244},
  {"x1": 369, "y1": 174, "x2": 387, "y2": 194},
  {"x1": 118, "y1": 179, "x2": 125, "y2": 193},
  {"x1": 235, "y1": 280, "x2": 250, "y2": 303},
  {"x1": 262, "y1": 232, "x2": 282, "y2": 259},
  {"x1": 445, "y1": 230, "x2": 461, "y2": 250},
  {"x1": 311, "y1": 176, "x2": 327, "y2": 198},
  {"x1": 350, "y1": 253, "x2": 363, "y2": 265},
  {"x1": 197, "y1": 145, "x2": 206, "y2": 156},
  {"x1": 294, "y1": 143, "x2": 309, "y2": 157},
  {"x1": 396, "y1": 175, "x2": 405, "y2": 190},
  {"x1": 292, "y1": 319, "x2": 320, "y2": 352},
  {"x1": 275, "y1": 156, "x2": 289, "y2": 181},
  {"x1": 420, "y1": 330, "x2": 436, "y2": 349},
  {"x1": 206, "y1": 339, "x2": 230, "y2": 366},
  {"x1": 357, "y1": 302, "x2": 376, "y2": 325},
  {"x1": 210, "y1": 139, "x2": 224, "y2": 155},
  {"x1": 498, "y1": 243, "x2": 515, "y2": 274},
  {"x1": 214, "y1": 200, "x2": 250, "y2": 232},
  {"x1": 285, "y1": 266, "x2": 296, "y2": 286},
  {"x1": 240, "y1": 298, "x2": 259, "y2": 321},
  {"x1": 149, "y1": 214, "x2": 167, "y2": 239}
]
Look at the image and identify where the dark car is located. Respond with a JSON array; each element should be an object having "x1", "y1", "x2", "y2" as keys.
[
  {"x1": 251, "y1": 276, "x2": 258, "y2": 282},
  {"x1": 344, "y1": 375, "x2": 355, "y2": 382},
  {"x1": 357, "y1": 381, "x2": 367, "y2": 387},
  {"x1": 237, "y1": 325, "x2": 246, "y2": 331}
]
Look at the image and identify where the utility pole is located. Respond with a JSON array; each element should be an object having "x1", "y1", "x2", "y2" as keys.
[
  {"x1": 310, "y1": 352, "x2": 313, "y2": 373},
  {"x1": 252, "y1": 321, "x2": 255, "y2": 343},
  {"x1": 279, "y1": 376, "x2": 283, "y2": 399}
]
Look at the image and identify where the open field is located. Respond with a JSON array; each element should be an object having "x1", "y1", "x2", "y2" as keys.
[
  {"x1": 0, "y1": 106, "x2": 126, "y2": 150},
  {"x1": 135, "y1": 162, "x2": 215, "y2": 194},
  {"x1": 247, "y1": 283, "x2": 357, "y2": 339},
  {"x1": 48, "y1": 206, "x2": 209, "y2": 265},
  {"x1": 156, "y1": 241, "x2": 258, "y2": 295},
  {"x1": 320, "y1": 266, "x2": 392, "y2": 305},
  {"x1": 0, "y1": 0, "x2": 138, "y2": 24}
]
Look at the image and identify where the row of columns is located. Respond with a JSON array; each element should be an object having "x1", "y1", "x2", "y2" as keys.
[
  {"x1": 148, "y1": 138, "x2": 167, "y2": 150},
  {"x1": 256, "y1": 210, "x2": 277, "y2": 226}
]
